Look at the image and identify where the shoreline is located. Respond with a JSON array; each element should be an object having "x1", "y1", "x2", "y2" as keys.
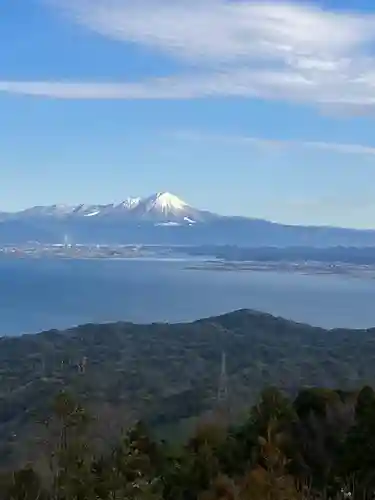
[
  {"x1": 185, "y1": 260, "x2": 375, "y2": 280},
  {"x1": 2, "y1": 254, "x2": 375, "y2": 280}
]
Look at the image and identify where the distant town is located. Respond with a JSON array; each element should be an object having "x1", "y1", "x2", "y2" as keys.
[
  {"x1": 0, "y1": 243, "x2": 173, "y2": 260},
  {"x1": 2, "y1": 242, "x2": 375, "y2": 280}
]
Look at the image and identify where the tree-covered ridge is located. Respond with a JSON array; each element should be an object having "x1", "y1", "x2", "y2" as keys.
[
  {"x1": 1, "y1": 309, "x2": 375, "y2": 469},
  {"x1": 2, "y1": 386, "x2": 375, "y2": 499}
]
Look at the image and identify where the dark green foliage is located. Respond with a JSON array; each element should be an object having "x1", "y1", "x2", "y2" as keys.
[
  {"x1": 337, "y1": 386, "x2": 375, "y2": 497},
  {"x1": 2, "y1": 310, "x2": 375, "y2": 468},
  {"x1": 91, "y1": 421, "x2": 163, "y2": 500},
  {"x1": 47, "y1": 391, "x2": 94, "y2": 500},
  {"x1": 2, "y1": 311, "x2": 375, "y2": 497},
  {"x1": 0, "y1": 467, "x2": 47, "y2": 500},
  {"x1": 294, "y1": 389, "x2": 341, "y2": 419},
  {"x1": 2, "y1": 385, "x2": 375, "y2": 499}
]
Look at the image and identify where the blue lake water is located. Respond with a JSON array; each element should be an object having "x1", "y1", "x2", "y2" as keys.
[{"x1": 1, "y1": 258, "x2": 375, "y2": 336}]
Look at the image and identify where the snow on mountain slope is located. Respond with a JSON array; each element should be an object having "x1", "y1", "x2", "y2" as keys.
[
  {"x1": 10, "y1": 192, "x2": 217, "y2": 224},
  {"x1": 20, "y1": 205, "x2": 78, "y2": 217},
  {"x1": 78, "y1": 198, "x2": 142, "y2": 217},
  {"x1": 119, "y1": 197, "x2": 142, "y2": 210},
  {"x1": 83, "y1": 210, "x2": 100, "y2": 217},
  {"x1": 129, "y1": 192, "x2": 218, "y2": 223},
  {"x1": 144, "y1": 192, "x2": 187, "y2": 213},
  {"x1": 130, "y1": 192, "x2": 191, "y2": 220}
]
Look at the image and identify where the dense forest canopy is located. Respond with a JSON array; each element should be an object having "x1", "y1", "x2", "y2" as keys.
[
  {"x1": 2, "y1": 385, "x2": 375, "y2": 499},
  {"x1": 2, "y1": 309, "x2": 375, "y2": 475}
]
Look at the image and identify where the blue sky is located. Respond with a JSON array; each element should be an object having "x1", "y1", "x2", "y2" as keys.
[{"x1": 2, "y1": 0, "x2": 375, "y2": 227}]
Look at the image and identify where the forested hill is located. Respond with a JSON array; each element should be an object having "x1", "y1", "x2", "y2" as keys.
[{"x1": 1, "y1": 309, "x2": 375, "y2": 469}]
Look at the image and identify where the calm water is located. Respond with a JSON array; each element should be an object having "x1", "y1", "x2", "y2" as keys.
[{"x1": 1, "y1": 257, "x2": 375, "y2": 336}]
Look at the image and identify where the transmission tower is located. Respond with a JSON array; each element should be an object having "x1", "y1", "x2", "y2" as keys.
[
  {"x1": 40, "y1": 355, "x2": 45, "y2": 377},
  {"x1": 78, "y1": 356, "x2": 87, "y2": 374},
  {"x1": 216, "y1": 349, "x2": 230, "y2": 426},
  {"x1": 217, "y1": 351, "x2": 228, "y2": 404}
]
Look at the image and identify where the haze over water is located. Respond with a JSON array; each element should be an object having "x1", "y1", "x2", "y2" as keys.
[{"x1": 2, "y1": 258, "x2": 375, "y2": 336}]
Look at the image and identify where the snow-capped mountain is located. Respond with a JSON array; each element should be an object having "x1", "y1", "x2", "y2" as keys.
[
  {"x1": 3, "y1": 191, "x2": 375, "y2": 247},
  {"x1": 128, "y1": 192, "x2": 212, "y2": 223},
  {"x1": 11, "y1": 192, "x2": 217, "y2": 225},
  {"x1": 20, "y1": 204, "x2": 80, "y2": 218}
]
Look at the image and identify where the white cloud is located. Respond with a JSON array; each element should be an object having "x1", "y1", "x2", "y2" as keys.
[
  {"x1": 53, "y1": 0, "x2": 375, "y2": 62},
  {"x1": 172, "y1": 131, "x2": 375, "y2": 156},
  {"x1": 2, "y1": 0, "x2": 375, "y2": 106},
  {"x1": 243, "y1": 137, "x2": 375, "y2": 156}
]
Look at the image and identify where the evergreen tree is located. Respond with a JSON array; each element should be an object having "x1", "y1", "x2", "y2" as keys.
[{"x1": 339, "y1": 386, "x2": 375, "y2": 498}]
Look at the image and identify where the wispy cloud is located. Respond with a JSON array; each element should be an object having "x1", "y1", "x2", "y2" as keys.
[
  {"x1": 241, "y1": 137, "x2": 375, "y2": 156},
  {"x1": 172, "y1": 131, "x2": 375, "y2": 156},
  {"x1": 2, "y1": 0, "x2": 375, "y2": 106}
]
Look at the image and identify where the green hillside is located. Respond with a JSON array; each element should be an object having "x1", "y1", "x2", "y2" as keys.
[{"x1": 1, "y1": 309, "x2": 375, "y2": 471}]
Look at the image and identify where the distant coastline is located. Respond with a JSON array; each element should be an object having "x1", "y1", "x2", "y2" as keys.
[
  {"x1": 186, "y1": 260, "x2": 375, "y2": 280},
  {"x1": 2, "y1": 243, "x2": 375, "y2": 280}
]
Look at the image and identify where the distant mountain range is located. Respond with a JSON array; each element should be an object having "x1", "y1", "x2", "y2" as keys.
[
  {"x1": 1, "y1": 191, "x2": 375, "y2": 247},
  {"x1": 8, "y1": 192, "x2": 216, "y2": 224}
]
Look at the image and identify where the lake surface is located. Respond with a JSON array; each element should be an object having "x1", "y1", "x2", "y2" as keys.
[{"x1": 1, "y1": 257, "x2": 375, "y2": 336}]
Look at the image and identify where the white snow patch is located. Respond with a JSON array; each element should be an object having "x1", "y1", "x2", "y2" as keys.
[
  {"x1": 142, "y1": 192, "x2": 188, "y2": 214},
  {"x1": 184, "y1": 216, "x2": 196, "y2": 224},
  {"x1": 155, "y1": 221, "x2": 181, "y2": 226},
  {"x1": 15, "y1": 191, "x2": 210, "y2": 222},
  {"x1": 120, "y1": 197, "x2": 141, "y2": 209},
  {"x1": 84, "y1": 210, "x2": 100, "y2": 217}
]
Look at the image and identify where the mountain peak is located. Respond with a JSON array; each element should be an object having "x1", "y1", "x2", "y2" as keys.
[
  {"x1": 128, "y1": 191, "x2": 204, "y2": 222},
  {"x1": 8, "y1": 191, "x2": 217, "y2": 224},
  {"x1": 146, "y1": 192, "x2": 188, "y2": 213}
]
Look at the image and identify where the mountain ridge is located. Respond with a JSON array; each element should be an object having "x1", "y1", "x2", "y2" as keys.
[
  {"x1": 2, "y1": 191, "x2": 375, "y2": 246},
  {"x1": 2, "y1": 308, "x2": 375, "y2": 468},
  {"x1": 6, "y1": 191, "x2": 216, "y2": 224}
]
